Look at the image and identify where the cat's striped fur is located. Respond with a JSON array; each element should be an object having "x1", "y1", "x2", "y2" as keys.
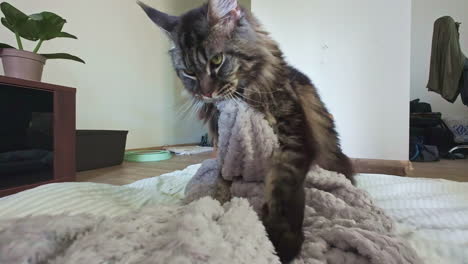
[{"x1": 138, "y1": 1, "x2": 354, "y2": 262}]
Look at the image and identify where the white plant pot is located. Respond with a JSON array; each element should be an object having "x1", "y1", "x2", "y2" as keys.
[{"x1": 0, "y1": 48, "x2": 46, "y2": 82}]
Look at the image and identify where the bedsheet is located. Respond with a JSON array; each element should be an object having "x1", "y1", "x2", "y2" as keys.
[{"x1": 0, "y1": 165, "x2": 467, "y2": 263}]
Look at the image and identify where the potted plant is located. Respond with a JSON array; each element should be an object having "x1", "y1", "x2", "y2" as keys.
[{"x1": 0, "y1": 2, "x2": 84, "y2": 81}]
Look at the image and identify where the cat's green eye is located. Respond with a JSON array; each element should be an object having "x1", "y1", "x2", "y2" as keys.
[{"x1": 210, "y1": 53, "x2": 224, "y2": 66}]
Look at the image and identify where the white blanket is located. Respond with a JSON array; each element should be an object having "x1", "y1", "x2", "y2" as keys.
[{"x1": 0, "y1": 166, "x2": 467, "y2": 263}]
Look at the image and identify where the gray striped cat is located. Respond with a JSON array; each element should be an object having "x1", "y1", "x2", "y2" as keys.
[{"x1": 138, "y1": 0, "x2": 354, "y2": 262}]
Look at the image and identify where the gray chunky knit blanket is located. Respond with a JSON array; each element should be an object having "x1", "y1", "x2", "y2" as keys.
[
  {"x1": 0, "y1": 198, "x2": 279, "y2": 264},
  {"x1": 185, "y1": 100, "x2": 422, "y2": 264}
]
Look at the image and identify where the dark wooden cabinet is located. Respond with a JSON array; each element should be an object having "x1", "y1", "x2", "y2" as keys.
[{"x1": 0, "y1": 76, "x2": 76, "y2": 197}]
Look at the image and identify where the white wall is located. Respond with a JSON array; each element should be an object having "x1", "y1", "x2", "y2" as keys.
[
  {"x1": 0, "y1": 0, "x2": 206, "y2": 149},
  {"x1": 411, "y1": 0, "x2": 468, "y2": 118},
  {"x1": 2, "y1": 0, "x2": 410, "y2": 159},
  {"x1": 252, "y1": 0, "x2": 412, "y2": 160}
]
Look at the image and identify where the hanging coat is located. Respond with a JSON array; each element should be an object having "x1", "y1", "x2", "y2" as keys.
[{"x1": 427, "y1": 16, "x2": 466, "y2": 103}]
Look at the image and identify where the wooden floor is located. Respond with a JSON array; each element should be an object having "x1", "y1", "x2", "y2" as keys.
[
  {"x1": 408, "y1": 159, "x2": 468, "y2": 182},
  {"x1": 77, "y1": 152, "x2": 213, "y2": 185},
  {"x1": 77, "y1": 153, "x2": 468, "y2": 185}
]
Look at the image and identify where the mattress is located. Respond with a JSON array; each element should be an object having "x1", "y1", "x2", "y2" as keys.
[
  {"x1": 0, "y1": 165, "x2": 467, "y2": 263},
  {"x1": 358, "y1": 174, "x2": 468, "y2": 264}
]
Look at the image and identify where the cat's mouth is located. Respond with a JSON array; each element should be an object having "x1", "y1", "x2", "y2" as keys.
[
  {"x1": 200, "y1": 96, "x2": 218, "y2": 103},
  {"x1": 198, "y1": 83, "x2": 238, "y2": 103},
  {"x1": 200, "y1": 93, "x2": 230, "y2": 103},
  {"x1": 195, "y1": 92, "x2": 223, "y2": 103}
]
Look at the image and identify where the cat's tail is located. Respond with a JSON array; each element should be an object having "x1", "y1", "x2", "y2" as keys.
[
  {"x1": 262, "y1": 204, "x2": 305, "y2": 263},
  {"x1": 262, "y1": 151, "x2": 307, "y2": 263}
]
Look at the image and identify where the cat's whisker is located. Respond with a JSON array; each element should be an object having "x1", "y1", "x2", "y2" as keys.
[
  {"x1": 175, "y1": 99, "x2": 195, "y2": 117},
  {"x1": 229, "y1": 94, "x2": 237, "y2": 102},
  {"x1": 196, "y1": 101, "x2": 204, "y2": 113},
  {"x1": 189, "y1": 101, "x2": 202, "y2": 117},
  {"x1": 175, "y1": 97, "x2": 193, "y2": 111},
  {"x1": 217, "y1": 85, "x2": 231, "y2": 96},
  {"x1": 234, "y1": 98, "x2": 243, "y2": 108},
  {"x1": 175, "y1": 101, "x2": 194, "y2": 119},
  {"x1": 178, "y1": 98, "x2": 204, "y2": 120},
  {"x1": 234, "y1": 91, "x2": 264, "y2": 105},
  {"x1": 194, "y1": 101, "x2": 206, "y2": 117},
  {"x1": 229, "y1": 94, "x2": 239, "y2": 106},
  {"x1": 243, "y1": 87, "x2": 279, "y2": 106},
  {"x1": 241, "y1": 87, "x2": 276, "y2": 95},
  {"x1": 245, "y1": 88, "x2": 277, "y2": 106}
]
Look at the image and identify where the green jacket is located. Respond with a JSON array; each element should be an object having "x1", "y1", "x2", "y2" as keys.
[{"x1": 427, "y1": 16, "x2": 466, "y2": 103}]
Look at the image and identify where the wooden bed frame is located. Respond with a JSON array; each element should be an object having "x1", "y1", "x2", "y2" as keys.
[
  {"x1": 129, "y1": 148, "x2": 413, "y2": 177},
  {"x1": 218, "y1": 145, "x2": 412, "y2": 176},
  {"x1": 351, "y1": 159, "x2": 412, "y2": 176},
  {"x1": 210, "y1": 147, "x2": 412, "y2": 176}
]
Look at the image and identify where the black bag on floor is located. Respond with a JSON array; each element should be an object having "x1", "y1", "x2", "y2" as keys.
[
  {"x1": 410, "y1": 99, "x2": 432, "y2": 113},
  {"x1": 410, "y1": 113, "x2": 456, "y2": 157}
]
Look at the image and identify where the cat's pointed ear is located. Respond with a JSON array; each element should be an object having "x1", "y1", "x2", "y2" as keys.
[
  {"x1": 137, "y1": 1, "x2": 179, "y2": 37},
  {"x1": 208, "y1": 0, "x2": 242, "y2": 26}
]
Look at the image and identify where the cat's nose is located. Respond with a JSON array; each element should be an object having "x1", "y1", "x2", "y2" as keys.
[{"x1": 200, "y1": 75, "x2": 215, "y2": 98}]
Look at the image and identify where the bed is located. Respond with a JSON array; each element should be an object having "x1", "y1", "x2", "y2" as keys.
[{"x1": 0, "y1": 164, "x2": 467, "y2": 263}]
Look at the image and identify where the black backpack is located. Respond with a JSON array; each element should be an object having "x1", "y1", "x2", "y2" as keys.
[
  {"x1": 410, "y1": 112, "x2": 456, "y2": 157},
  {"x1": 410, "y1": 99, "x2": 432, "y2": 113}
]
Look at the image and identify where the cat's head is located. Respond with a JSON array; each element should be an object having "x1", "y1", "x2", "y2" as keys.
[{"x1": 138, "y1": 0, "x2": 264, "y2": 103}]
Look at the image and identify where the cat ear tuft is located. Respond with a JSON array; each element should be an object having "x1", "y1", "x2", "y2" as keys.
[
  {"x1": 208, "y1": 0, "x2": 242, "y2": 25},
  {"x1": 137, "y1": 1, "x2": 179, "y2": 36}
]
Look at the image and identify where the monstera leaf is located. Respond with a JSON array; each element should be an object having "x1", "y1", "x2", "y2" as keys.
[
  {"x1": 2, "y1": 17, "x2": 41, "y2": 41},
  {"x1": 41, "y1": 53, "x2": 85, "y2": 63},
  {"x1": 0, "y1": 2, "x2": 28, "y2": 31},
  {"x1": 0, "y1": 2, "x2": 40, "y2": 41},
  {"x1": 0, "y1": 2, "x2": 29, "y2": 48},
  {"x1": 29, "y1": 12, "x2": 76, "y2": 41},
  {"x1": 56, "y1": 31, "x2": 77, "y2": 39}
]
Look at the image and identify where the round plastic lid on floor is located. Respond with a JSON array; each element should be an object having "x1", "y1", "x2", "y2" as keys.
[{"x1": 124, "y1": 150, "x2": 173, "y2": 162}]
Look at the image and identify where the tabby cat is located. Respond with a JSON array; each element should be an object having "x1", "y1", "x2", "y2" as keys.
[{"x1": 138, "y1": 0, "x2": 354, "y2": 262}]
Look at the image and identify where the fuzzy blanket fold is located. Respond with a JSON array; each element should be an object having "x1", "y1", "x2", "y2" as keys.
[
  {"x1": 185, "y1": 101, "x2": 422, "y2": 264},
  {"x1": 0, "y1": 198, "x2": 279, "y2": 264}
]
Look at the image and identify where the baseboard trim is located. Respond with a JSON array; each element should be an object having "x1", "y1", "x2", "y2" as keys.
[{"x1": 352, "y1": 158, "x2": 412, "y2": 176}]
